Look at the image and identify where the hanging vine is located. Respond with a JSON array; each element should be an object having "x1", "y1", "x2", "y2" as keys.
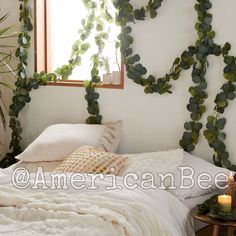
[
  {"x1": 0, "y1": 0, "x2": 112, "y2": 167},
  {"x1": 113, "y1": 0, "x2": 236, "y2": 170},
  {"x1": 179, "y1": 0, "x2": 220, "y2": 153},
  {"x1": 84, "y1": 0, "x2": 114, "y2": 124},
  {"x1": 0, "y1": 0, "x2": 58, "y2": 167},
  {"x1": 1, "y1": 0, "x2": 236, "y2": 170},
  {"x1": 204, "y1": 43, "x2": 236, "y2": 170}
]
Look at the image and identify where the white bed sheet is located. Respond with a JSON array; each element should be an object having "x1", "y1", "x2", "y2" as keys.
[{"x1": 0, "y1": 166, "x2": 195, "y2": 236}]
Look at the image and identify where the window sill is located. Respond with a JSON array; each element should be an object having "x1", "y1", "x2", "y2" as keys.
[{"x1": 47, "y1": 80, "x2": 124, "y2": 89}]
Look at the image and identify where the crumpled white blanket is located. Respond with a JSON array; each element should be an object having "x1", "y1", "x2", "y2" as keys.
[
  {"x1": 0, "y1": 185, "x2": 173, "y2": 236},
  {"x1": 0, "y1": 167, "x2": 195, "y2": 236}
]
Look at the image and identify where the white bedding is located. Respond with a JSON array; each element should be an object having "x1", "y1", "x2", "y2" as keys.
[{"x1": 0, "y1": 168, "x2": 195, "y2": 236}]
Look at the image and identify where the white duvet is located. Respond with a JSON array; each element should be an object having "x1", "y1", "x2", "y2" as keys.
[{"x1": 0, "y1": 168, "x2": 195, "y2": 236}]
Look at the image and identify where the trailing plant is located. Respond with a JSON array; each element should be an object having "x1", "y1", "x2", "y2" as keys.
[
  {"x1": 85, "y1": 0, "x2": 114, "y2": 124},
  {"x1": 114, "y1": 0, "x2": 195, "y2": 95},
  {"x1": 204, "y1": 42, "x2": 236, "y2": 170},
  {"x1": 113, "y1": 0, "x2": 236, "y2": 170},
  {"x1": 114, "y1": 40, "x2": 121, "y2": 72},
  {"x1": 0, "y1": 1, "x2": 57, "y2": 167},
  {"x1": 179, "y1": 0, "x2": 220, "y2": 153},
  {"x1": 180, "y1": 1, "x2": 236, "y2": 171},
  {"x1": 56, "y1": 0, "x2": 114, "y2": 124},
  {"x1": 0, "y1": 0, "x2": 111, "y2": 166},
  {"x1": 84, "y1": 54, "x2": 103, "y2": 125},
  {"x1": 101, "y1": 56, "x2": 111, "y2": 74},
  {"x1": 55, "y1": 1, "x2": 97, "y2": 80},
  {"x1": 179, "y1": 58, "x2": 208, "y2": 152}
]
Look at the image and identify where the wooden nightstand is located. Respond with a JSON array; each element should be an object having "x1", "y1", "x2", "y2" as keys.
[{"x1": 190, "y1": 206, "x2": 236, "y2": 236}]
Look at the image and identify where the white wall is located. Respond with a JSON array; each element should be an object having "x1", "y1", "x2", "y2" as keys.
[{"x1": 2, "y1": 0, "x2": 236, "y2": 164}]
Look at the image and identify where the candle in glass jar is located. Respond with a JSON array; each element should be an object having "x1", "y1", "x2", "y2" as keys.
[{"x1": 218, "y1": 195, "x2": 232, "y2": 212}]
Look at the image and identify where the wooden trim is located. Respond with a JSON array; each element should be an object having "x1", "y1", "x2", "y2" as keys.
[
  {"x1": 47, "y1": 81, "x2": 124, "y2": 89},
  {"x1": 44, "y1": 0, "x2": 48, "y2": 72},
  {"x1": 34, "y1": 0, "x2": 46, "y2": 72},
  {"x1": 34, "y1": 0, "x2": 125, "y2": 89},
  {"x1": 47, "y1": 64, "x2": 125, "y2": 88},
  {"x1": 33, "y1": 0, "x2": 37, "y2": 72},
  {"x1": 120, "y1": 62, "x2": 125, "y2": 89}
]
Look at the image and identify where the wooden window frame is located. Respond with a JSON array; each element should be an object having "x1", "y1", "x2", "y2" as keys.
[{"x1": 34, "y1": 0, "x2": 124, "y2": 89}]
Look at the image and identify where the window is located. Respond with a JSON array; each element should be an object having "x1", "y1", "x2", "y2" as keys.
[{"x1": 34, "y1": 0, "x2": 124, "y2": 88}]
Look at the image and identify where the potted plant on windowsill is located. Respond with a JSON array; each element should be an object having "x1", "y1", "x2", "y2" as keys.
[
  {"x1": 111, "y1": 41, "x2": 121, "y2": 85},
  {"x1": 101, "y1": 56, "x2": 112, "y2": 84}
]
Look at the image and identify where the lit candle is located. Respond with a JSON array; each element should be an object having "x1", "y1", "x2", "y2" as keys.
[{"x1": 218, "y1": 195, "x2": 232, "y2": 213}]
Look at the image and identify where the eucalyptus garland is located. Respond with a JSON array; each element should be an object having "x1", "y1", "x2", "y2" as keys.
[
  {"x1": 204, "y1": 43, "x2": 236, "y2": 170},
  {"x1": 84, "y1": 0, "x2": 114, "y2": 124},
  {"x1": 182, "y1": 1, "x2": 236, "y2": 171},
  {"x1": 113, "y1": 0, "x2": 236, "y2": 170},
  {"x1": 0, "y1": 0, "x2": 58, "y2": 168},
  {"x1": 0, "y1": 0, "x2": 112, "y2": 166},
  {"x1": 53, "y1": 0, "x2": 114, "y2": 124},
  {"x1": 1, "y1": 0, "x2": 236, "y2": 170},
  {"x1": 180, "y1": 0, "x2": 220, "y2": 153},
  {"x1": 55, "y1": 0, "x2": 96, "y2": 80},
  {"x1": 85, "y1": 55, "x2": 103, "y2": 125},
  {"x1": 114, "y1": 0, "x2": 195, "y2": 94}
]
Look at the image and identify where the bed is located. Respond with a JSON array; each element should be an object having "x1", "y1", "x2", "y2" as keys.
[{"x1": 0, "y1": 122, "x2": 230, "y2": 236}]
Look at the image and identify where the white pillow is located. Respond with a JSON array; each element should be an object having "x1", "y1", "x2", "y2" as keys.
[
  {"x1": 16, "y1": 121, "x2": 122, "y2": 162},
  {"x1": 122, "y1": 149, "x2": 184, "y2": 187},
  {"x1": 167, "y1": 152, "x2": 231, "y2": 199}
]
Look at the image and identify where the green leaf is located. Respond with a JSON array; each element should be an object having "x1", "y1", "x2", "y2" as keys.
[
  {"x1": 187, "y1": 144, "x2": 195, "y2": 152},
  {"x1": 216, "y1": 118, "x2": 226, "y2": 130},
  {"x1": 184, "y1": 122, "x2": 192, "y2": 130},
  {"x1": 134, "y1": 7, "x2": 146, "y2": 20},
  {"x1": 217, "y1": 100, "x2": 228, "y2": 108},
  {"x1": 150, "y1": 9, "x2": 157, "y2": 19}
]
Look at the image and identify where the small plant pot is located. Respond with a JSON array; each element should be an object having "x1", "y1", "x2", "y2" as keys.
[
  {"x1": 103, "y1": 73, "x2": 112, "y2": 84},
  {"x1": 112, "y1": 71, "x2": 121, "y2": 85}
]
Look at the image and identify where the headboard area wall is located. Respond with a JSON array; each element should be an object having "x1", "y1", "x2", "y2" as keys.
[{"x1": 14, "y1": 0, "x2": 236, "y2": 164}]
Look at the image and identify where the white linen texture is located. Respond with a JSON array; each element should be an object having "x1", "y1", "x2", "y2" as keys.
[
  {"x1": 167, "y1": 151, "x2": 231, "y2": 199},
  {"x1": 0, "y1": 170, "x2": 195, "y2": 236},
  {"x1": 123, "y1": 148, "x2": 184, "y2": 176}
]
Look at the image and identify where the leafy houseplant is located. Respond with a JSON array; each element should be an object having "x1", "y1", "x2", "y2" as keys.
[
  {"x1": 111, "y1": 41, "x2": 121, "y2": 84},
  {"x1": 101, "y1": 56, "x2": 112, "y2": 84},
  {"x1": 0, "y1": 12, "x2": 17, "y2": 130}
]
